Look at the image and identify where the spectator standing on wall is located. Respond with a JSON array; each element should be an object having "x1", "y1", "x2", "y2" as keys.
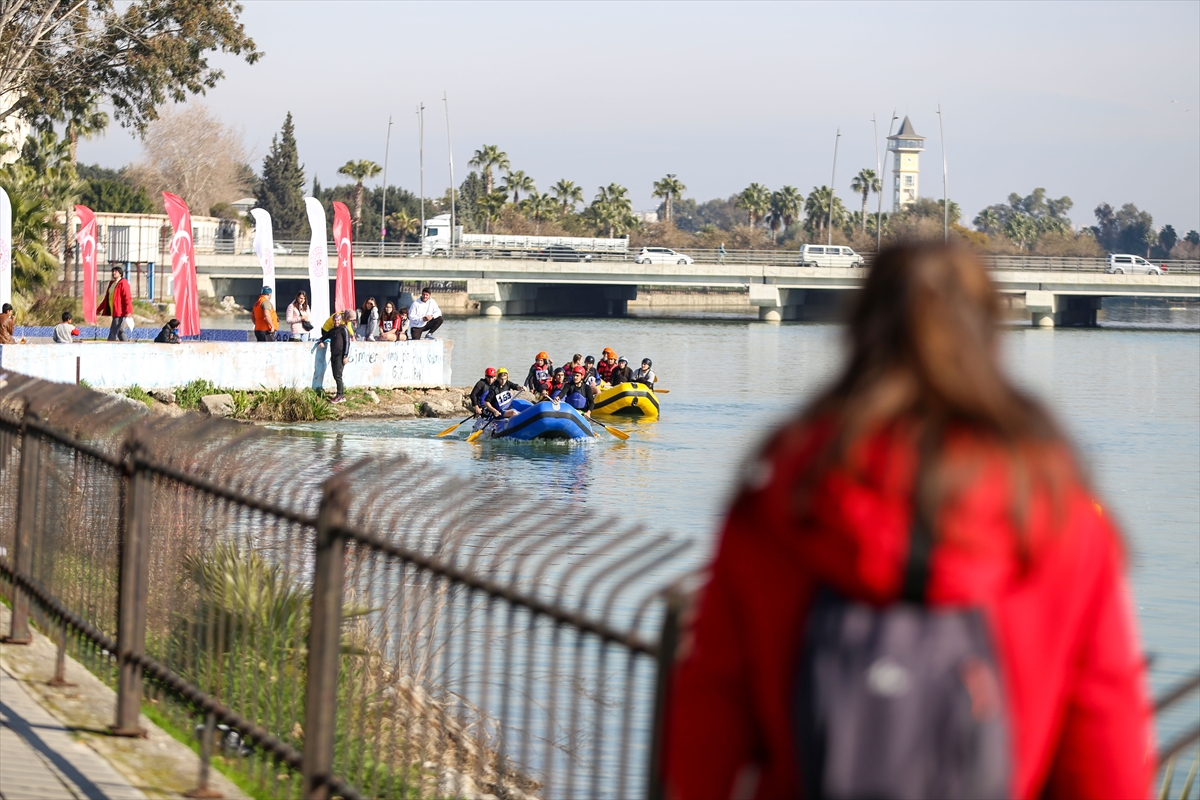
[
  {"x1": 286, "y1": 290, "x2": 312, "y2": 341},
  {"x1": 97, "y1": 266, "x2": 133, "y2": 341},
  {"x1": 664, "y1": 244, "x2": 1153, "y2": 800},
  {"x1": 318, "y1": 310, "x2": 352, "y2": 403},
  {"x1": 0, "y1": 303, "x2": 17, "y2": 344},
  {"x1": 53, "y1": 311, "x2": 81, "y2": 343},
  {"x1": 359, "y1": 297, "x2": 380, "y2": 341},
  {"x1": 154, "y1": 318, "x2": 181, "y2": 344},
  {"x1": 408, "y1": 287, "x2": 444, "y2": 340},
  {"x1": 252, "y1": 286, "x2": 279, "y2": 342}
]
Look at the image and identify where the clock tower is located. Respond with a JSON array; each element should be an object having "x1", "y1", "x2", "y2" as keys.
[{"x1": 887, "y1": 116, "x2": 925, "y2": 211}]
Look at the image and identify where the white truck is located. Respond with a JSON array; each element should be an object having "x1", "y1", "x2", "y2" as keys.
[{"x1": 421, "y1": 214, "x2": 628, "y2": 260}]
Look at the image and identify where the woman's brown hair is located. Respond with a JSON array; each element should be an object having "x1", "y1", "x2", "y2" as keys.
[{"x1": 792, "y1": 243, "x2": 1076, "y2": 534}]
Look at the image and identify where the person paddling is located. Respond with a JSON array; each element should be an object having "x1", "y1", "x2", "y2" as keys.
[
  {"x1": 525, "y1": 351, "x2": 554, "y2": 394},
  {"x1": 632, "y1": 358, "x2": 657, "y2": 385},
  {"x1": 608, "y1": 356, "x2": 634, "y2": 385},
  {"x1": 597, "y1": 348, "x2": 617, "y2": 384},
  {"x1": 547, "y1": 367, "x2": 568, "y2": 400},
  {"x1": 562, "y1": 366, "x2": 596, "y2": 418}
]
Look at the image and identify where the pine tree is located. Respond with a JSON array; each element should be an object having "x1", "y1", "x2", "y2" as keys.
[{"x1": 255, "y1": 112, "x2": 307, "y2": 239}]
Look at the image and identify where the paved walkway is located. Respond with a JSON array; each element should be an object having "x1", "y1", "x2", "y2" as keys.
[{"x1": 0, "y1": 666, "x2": 146, "y2": 800}]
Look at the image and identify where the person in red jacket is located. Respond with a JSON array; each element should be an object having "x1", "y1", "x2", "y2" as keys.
[
  {"x1": 97, "y1": 266, "x2": 133, "y2": 341},
  {"x1": 664, "y1": 243, "x2": 1153, "y2": 800}
]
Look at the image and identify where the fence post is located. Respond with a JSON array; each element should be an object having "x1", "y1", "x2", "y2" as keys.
[
  {"x1": 301, "y1": 474, "x2": 351, "y2": 799},
  {"x1": 112, "y1": 431, "x2": 151, "y2": 736},
  {"x1": 4, "y1": 402, "x2": 45, "y2": 645},
  {"x1": 647, "y1": 589, "x2": 685, "y2": 800}
]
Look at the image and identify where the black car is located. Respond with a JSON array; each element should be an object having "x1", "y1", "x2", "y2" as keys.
[{"x1": 538, "y1": 245, "x2": 592, "y2": 263}]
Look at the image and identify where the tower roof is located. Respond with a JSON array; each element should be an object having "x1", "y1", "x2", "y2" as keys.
[{"x1": 888, "y1": 116, "x2": 925, "y2": 141}]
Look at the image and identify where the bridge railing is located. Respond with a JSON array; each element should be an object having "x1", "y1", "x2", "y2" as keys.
[{"x1": 246, "y1": 242, "x2": 1200, "y2": 274}]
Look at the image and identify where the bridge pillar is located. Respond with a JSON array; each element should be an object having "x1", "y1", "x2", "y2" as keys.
[
  {"x1": 466, "y1": 280, "x2": 635, "y2": 317},
  {"x1": 750, "y1": 285, "x2": 805, "y2": 321},
  {"x1": 1025, "y1": 291, "x2": 1101, "y2": 328}
]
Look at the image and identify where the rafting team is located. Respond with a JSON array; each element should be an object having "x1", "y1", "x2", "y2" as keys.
[{"x1": 469, "y1": 349, "x2": 657, "y2": 424}]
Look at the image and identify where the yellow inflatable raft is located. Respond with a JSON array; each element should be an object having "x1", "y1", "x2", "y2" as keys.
[{"x1": 592, "y1": 382, "x2": 660, "y2": 418}]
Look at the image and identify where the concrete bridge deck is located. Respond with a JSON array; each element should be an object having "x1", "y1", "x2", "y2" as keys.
[{"x1": 193, "y1": 254, "x2": 1200, "y2": 327}]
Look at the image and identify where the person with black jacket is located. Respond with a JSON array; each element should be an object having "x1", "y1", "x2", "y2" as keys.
[
  {"x1": 154, "y1": 318, "x2": 181, "y2": 344},
  {"x1": 607, "y1": 356, "x2": 634, "y2": 385},
  {"x1": 470, "y1": 368, "x2": 502, "y2": 418},
  {"x1": 319, "y1": 311, "x2": 352, "y2": 403},
  {"x1": 562, "y1": 366, "x2": 596, "y2": 417}
]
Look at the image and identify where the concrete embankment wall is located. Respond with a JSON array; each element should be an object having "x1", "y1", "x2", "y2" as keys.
[
  {"x1": 628, "y1": 290, "x2": 752, "y2": 315},
  {"x1": 0, "y1": 340, "x2": 452, "y2": 391}
]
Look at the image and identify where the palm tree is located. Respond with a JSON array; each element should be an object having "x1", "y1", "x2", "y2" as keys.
[
  {"x1": 736, "y1": 183, "x2": 771, "y2": 227},
  {"x1": 589, "y1": 184, "x2": 634, "y2": 238},
  {"x1": 63, "y1": 103, "x2": 109, "y2": 166},
  {"x1": 477, "y1": 191, "x2": 508, "y2": 233},
  {"x1": 386, "y1": 210, "x2": 420, "y2": 241},
  {"x1": 973, "y1": 208, "x2": 1001, "y2": 235},
  {"x1": 767, "y1": 186, "x2": 803, "y2": 242},
  {"x1": 501, "y1": 170, "x2": 535, "y2": 204},
  {"x1": 803, "y1": 186, "x2": 847, "y2": 237},
  {"x1": 551, "y1": 179, "x2": 583, "y2": 216},
  {"x1": 337, "y1": 159, "x2": 382, "y2": 238},
  {"x1": 0, "y1": 177, "x2": 59, "y2": 293},
  {"x1": 1005, "y1": 213, "x2": 1037, "y2": 251},
  {"x1": 520, "y1": 192, "x2": 557, "y2": 234},
  {"x1": 468, "y1": 145, "x2": 510, "y2": 194},
  {"x1": 651, "y1": 174, "x2": 686, "y2": 222},
  {"x1": 849, "y1": 168, "x2": 881, "y2": 232}
]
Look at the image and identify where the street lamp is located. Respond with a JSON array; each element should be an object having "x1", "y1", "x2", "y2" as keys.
[
  {"x1": 828, "y1": 128, "x2": 841, "y2": 247},
  {"x1": 380, "y1": 116, "x2": 392, "y2": 256},
  {"x1": 444, "y1": 92, "x2": 455, "y2": 257},
  {"x1": 937, "y1": 104, "x2": 948, "y2": 243},
  {"x1": 875, "y1": 110, "x2": 897, "y2": 253}
]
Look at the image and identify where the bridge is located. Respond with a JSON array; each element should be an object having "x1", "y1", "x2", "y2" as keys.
[{"x1": 194, "y1": 251, "x2": 1200, "y2": 327}]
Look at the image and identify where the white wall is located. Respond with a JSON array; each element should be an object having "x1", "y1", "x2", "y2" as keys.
[{"x1": 0, "y1": 340, "x2": 452, "y2": 391}]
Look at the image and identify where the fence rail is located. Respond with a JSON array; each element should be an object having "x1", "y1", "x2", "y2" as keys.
[
  {"x1": 0, "y1": 373, "x2": 1196, "y2": 798},
  {"x1": 0, "y1": 372, "x2": 693, "y2": 799}
]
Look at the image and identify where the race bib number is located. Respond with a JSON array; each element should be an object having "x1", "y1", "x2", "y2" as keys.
[{"x1": 495, "y1": 389, "x2": 513, "y2": 410}]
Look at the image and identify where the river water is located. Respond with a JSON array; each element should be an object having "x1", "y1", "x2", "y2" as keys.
[{"x1": 279, "y1": 309, "x2": 1199, "y2": 755}]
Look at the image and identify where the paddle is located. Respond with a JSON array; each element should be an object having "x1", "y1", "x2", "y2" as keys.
[
  {"x1": 593, "y1": 420, "x2": 630, "y2": 441},
  {"x1": 652, "y1": 388, "x2": 669, "y2": 393},
  {"x1": 466, "y1": 418, "x2": 495, "y2": 443},
  {"x1": 436, "y1": 415, "x2": 473, "y2": 437}
]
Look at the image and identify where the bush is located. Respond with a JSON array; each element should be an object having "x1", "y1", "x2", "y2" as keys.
[
  {"x1": 177, "y1": 379, "x2": 219, "y2": 410},
  {"x1": 244, "y1": 387, "x2": 336, "y2": 422},
  {"x1": 122, "y1": 385, "x2": 155, "y2": 407}
]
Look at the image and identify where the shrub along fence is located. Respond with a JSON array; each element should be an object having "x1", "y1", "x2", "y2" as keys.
[{"x1": 0, "y1": 372, "x2": 696, "y2": 799}]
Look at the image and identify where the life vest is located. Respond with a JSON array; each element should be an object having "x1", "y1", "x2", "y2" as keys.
[
  {"x1": 494, "y1": 388, "x2": 514, "y2": 412},
  {"x1": 597, "y1": 360, "x2": 615, "y2": 381},
  {"x1": 549, "y1": 382, "x2": 567, "y2": 400},
  {"x1": 564, "y1": 385, "x2": 588, "y2": 410}
]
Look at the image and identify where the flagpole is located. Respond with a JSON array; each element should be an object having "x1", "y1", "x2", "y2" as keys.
[
  {"x1": 418, "y1": 103, "x2": 425, "y2": 254},
  {"x1": 380, "y1": 116, "x2": 392, "y2": 256},
  {"x1": 827, "y1": 128, "x2": 840, "y2": 247},
  {"x1": 444, "y1": 91, "x2": 455, "y2": 257}
]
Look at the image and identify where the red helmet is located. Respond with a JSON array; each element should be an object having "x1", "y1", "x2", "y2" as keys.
[
  {"x1": 573, "y1": 366, "x2": 586, "y2": 375},
  {"x1": 485, "y1": 367, "x2": 497, "y2": 377}
]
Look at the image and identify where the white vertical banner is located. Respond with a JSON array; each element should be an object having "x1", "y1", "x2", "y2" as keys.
[
  {"x1": 304, "y1": 197, "x2": 330, "y2": 325},
  {"x1": 0, "y1": 187, "x2": 11, "y2": 308},
  {"x1": 250, "y1": 208, "x2": 276, "y2": 296}
]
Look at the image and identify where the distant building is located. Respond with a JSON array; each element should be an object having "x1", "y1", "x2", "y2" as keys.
[
  {"x1": 887, "y1": 116, "x2": 925, "y2": 211},
  {"x1": 231, "y1": 197, "x2": 257, "y2": 216},
  {"x1": 636, "y1": 210, "x2": 659, "y2": 224}
]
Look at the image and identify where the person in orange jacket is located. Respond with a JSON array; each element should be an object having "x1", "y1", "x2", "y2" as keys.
[
  {"x1": 664, "y1": 243, "x2": 1153, "y2": 800},
  {"x1": 97, "y1": 266, "x2": 133, "y2": 341},
  {"x1": 252, "y1": 286, "x2": 279, "y2": 341}
]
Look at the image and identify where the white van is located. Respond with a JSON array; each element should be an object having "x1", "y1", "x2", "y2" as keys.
[
  {"x1": 1106, "y1": 254, "x2": 1165, "y2": 275},
  {"x1": 798, "y1": 244, "x2": 865, "y2": 268}
]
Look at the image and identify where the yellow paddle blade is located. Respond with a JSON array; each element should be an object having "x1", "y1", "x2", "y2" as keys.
[
  {"x1": 601, "y1": 423, "x2": 630, "y2": 441},
  {"x1": 652, "y1": 388, "x2": 670, "y2": 393},
  {"x1": 466, "y1": 428, "x2": 485, "y2": 443},
  {"x1": 436, "y1": 418, "x2": 468, "y2": 437}
]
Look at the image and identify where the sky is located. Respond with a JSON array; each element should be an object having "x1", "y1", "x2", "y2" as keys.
[{"x1": 77, "y1": 0, "x2": 1200, "y2": 232}]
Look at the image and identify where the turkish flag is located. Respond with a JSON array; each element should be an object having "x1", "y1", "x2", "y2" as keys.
[
  {"x1": 75, "y1": 205, "x2": 98, "y2": 325},
  {"x1": 162, "y1": 192, "x2": 200, "y2": 337},
  {"x1": 332, "y1": 201, "x2": 356, "y2": 313}
]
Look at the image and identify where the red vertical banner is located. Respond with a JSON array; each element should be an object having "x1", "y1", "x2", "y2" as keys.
[
  {"x1": 75, "y1": 205, "x2": 98, "y2": 325},
  {"x1": 332, "y1": 201, "x2": 356, "y2": 313},
  {"x1": 162, "y1": 192, "x2": 201, "y2": 337}
]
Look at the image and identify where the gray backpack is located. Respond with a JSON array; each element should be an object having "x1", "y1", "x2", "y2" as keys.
[{"x1": 794, "y1": 502, "x2": 1012, "y2": 799}]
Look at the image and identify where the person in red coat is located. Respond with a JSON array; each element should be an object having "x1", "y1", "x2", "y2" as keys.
[
  {"x1": 97, "y1": 266, "x2": 134, "y2": 341},
  {"x1": 663, "y1": 243, "x2": 1154, "y2": 800}
]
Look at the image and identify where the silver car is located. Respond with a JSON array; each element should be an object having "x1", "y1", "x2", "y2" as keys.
[{"x1": 1107, "y1": 254, "x2": 1165, "y2": 275}]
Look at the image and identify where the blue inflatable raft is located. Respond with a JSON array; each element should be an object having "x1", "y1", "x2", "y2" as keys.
[{"x1": 480, "y1": 398, "x2": 595, "y2": 441}]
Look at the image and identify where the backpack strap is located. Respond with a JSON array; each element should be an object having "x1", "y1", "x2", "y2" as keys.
[{"x1": 899, "y1": 433, "x2": 937, "y2": 604}]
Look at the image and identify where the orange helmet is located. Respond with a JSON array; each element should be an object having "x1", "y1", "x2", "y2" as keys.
[
  {"x1": 602, "y1": 347, "x2": 615, "y2": 356},
  {"x1": 536, "y1": 351, "x2": 549, "y2": 360}
]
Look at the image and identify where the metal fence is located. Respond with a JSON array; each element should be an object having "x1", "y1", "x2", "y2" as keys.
[
  {"x1": 0, "y1": 373, "x2": 695, "y2": 799},
  {"x1": 260, "y1": 241, "x2": 1200, "y2": 274},
  {"x1": 0, "y1": 373, "x2": 1196, "y2": 799}
]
